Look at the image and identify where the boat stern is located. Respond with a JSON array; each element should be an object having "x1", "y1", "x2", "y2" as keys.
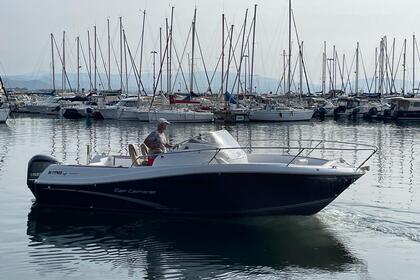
[{"x1": 27, "y1": 155, "x2": 60, "y2": 196}]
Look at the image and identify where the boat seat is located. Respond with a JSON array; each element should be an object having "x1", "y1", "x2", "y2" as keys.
[
  {"x1": 128, "y1": 144, "x2": 142, "y2": 166},
  {"x1": 140, "y1": 143, "x2": 150, "y2": 161}
]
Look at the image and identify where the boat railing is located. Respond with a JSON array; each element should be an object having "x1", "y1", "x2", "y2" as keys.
[{"x1": 141, "y1": 140, "x2": 377, "y2": 171}]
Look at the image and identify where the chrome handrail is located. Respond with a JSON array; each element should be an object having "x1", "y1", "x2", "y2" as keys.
[{"x1": 130, "y1": 141, "x2": 377, "y2": 170}]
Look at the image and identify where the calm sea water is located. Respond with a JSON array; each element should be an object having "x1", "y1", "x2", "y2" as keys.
[{"x1": 1, "y1": 115, "x2": 420, "y2": 279}]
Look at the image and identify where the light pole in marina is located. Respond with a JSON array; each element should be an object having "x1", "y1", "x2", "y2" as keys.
[{"x1": 151, "y1": 51, "x2": 157, "y2": 92}]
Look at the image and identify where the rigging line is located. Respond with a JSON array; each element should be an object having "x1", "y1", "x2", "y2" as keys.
[
  {"x1": 80, "y1": 42, "x2": 94, "y2": 90},
  {"x1": 31, "y1": 38, "x2": 50, "y2": 80},
  {"x1": 195, "y1": 31, "x2": 212, "y2": 92},
  {"x1": 291, "y1": 9, "x2": 311, "y2": 93},
  {"x1": 413, "y1": 38, "x2": 420, "y2": 90},
  {"x1": 391, "y1": 42, "x2": 404, "y2": 93},
  {"x1": 110, "y1": 22, "x2": 123, "y2": 91},
  {"x1": 124, "y1": 33, "x2": 143, "y2": 94},
  {"x1": 150, "y1": 20, "x2": 172, "y2": 108},
  {"x1": 226, "y1": 20, "x2": 246, "y2": 93},
  {"x1": 384, "y1": 40, "x2": 394, "y2": 93},
  {"x1": 96, "y1": 36, "x2": 110, "y2": 90},
  {"x1": 290, "y1": 49, "x2": 300, "y2": 93},
  {"x1": 52, "y1": 36, "x2": 73, "y2": 92},
  {"x1": 334, "y1": 50, "x2": 345, "y2": 92},
  {"x1": 171, "y1": 25, "x2": 192, "y2": 93},
  {"x1": 344, "y1": 51, "x2": 356, "y2": 93},
  {"x1": 275, "y1": 71, "x2": 285, "y2": 95},
  {"x1": 359, "y1": 49, "x2": 371, "y2": 93},
  {"x1": 368, "y1": 49, "x2": 377, "y2": 92}
]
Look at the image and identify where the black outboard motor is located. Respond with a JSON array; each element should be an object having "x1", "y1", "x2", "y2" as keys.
[{"x1": 27, "y1": 155, "x2": 59, "y2": 196}]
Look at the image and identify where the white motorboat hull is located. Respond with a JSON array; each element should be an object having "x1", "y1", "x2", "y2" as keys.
[{"x1": 26, "y1": 104, "x2": 61, "y2": 115}]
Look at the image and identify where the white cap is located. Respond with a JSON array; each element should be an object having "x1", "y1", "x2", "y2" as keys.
[{"x1": 158, "y1": 118, "x2": 170, "y2": 125}]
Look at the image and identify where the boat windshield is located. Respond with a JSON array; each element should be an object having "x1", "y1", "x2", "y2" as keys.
[
  {"x1": 188, "y1": 130, "x2": 241, "y2": 148},
  {"x1": 187, "y1": 130, "x2": 248, "y2": 163}
]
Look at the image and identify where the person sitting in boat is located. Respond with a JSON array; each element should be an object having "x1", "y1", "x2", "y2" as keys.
[{"x1": 144, "y1": 118, "x2": 173, "y2": 156}]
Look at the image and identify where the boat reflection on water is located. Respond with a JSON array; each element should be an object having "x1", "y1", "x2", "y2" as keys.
[{"x1": 26, "y1": 205, "x2": 362, "y2": 278}]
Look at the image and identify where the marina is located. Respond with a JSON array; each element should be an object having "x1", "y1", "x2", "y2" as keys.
[
  {"x1": 2, "y1": 0, "x2": 420, "y2": 279},
  {"x1": 1, "y1": 117, "x2": 420, "y2": 279}
]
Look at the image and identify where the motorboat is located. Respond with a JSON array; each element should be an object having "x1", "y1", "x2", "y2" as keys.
[
  {"x1": 382, "y1": 96, "x2": 420, "y2": 120},
  {"x1": 333, "y1": 97, "x2": 386, "y2": 120},
  {"x1": 25, "y1": 96, "x2": 65, "y2": 115},
  {"x1": 97, "y1": 97, "x2": 149, "y2": 121},
  {"x1": 249, "y1": 104, "x2": 314, "y2": 122},
  {"x1": 27, "y1": 130, "x2": 376, "y2": 216}
]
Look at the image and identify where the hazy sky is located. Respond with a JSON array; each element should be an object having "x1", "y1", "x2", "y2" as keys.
[{"x1": 1, "y1": 0, "x2": 420, "y2": 89}]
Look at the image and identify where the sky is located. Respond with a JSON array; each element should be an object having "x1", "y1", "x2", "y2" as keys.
[{"x1": 1, "y1": 0, "x2": 420, "y2": 91}]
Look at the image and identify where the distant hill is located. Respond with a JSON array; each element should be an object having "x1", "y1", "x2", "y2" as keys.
[
  {"x1": 5, "y1": 71, "x2": 409, "y2": 94},
  {"x1": 2, "y1": 71, "x2": 311, "y2": 93}
]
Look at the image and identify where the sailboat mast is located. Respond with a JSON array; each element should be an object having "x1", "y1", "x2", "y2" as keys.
[
  {"x1": 355, "y1": 42, "x2": 359, "y2": 96},
  {"x1": 190, "y1": 8, "x2": 197, "y2": 94},
  {"x1": 169, "y1": 7, "x2": 174, "y2": 94},
  {"x1": 50, "y1": 33, "x2": 55, "y2": 90},
  {"x1": 62, "y1": 31, "x2": 66, "y2": 93},
  {"x1": 225, "y1": 25, "x2": 234, "y2": 94},
  {"x1": 374, "y1": 47, "x2": 378, "y2": 93},
  {"x1": 159, "y1": 27, "x2": 163, "y2": 93},
  {"x1": 123, "y1": 29, "x2": 128, "y2": 95},
  {"x1": 403, "y1": 38, "x2": 407, "y2": 94},
  {"x1": 107, "y1": 18, "x2": 111, "y2": 90},
  {"x1": 287, "y1": 0, "x2": 292, "y2": 95},
  {"x1": 139, "y1": 10, "x2": 146, "y2": 83},
  {"x1": 120, "y1": 17, "x2": 123, "y2": 92},
  {"x1": 221, "y1": 13, "x2": 225, "y2": 95},
  {"x1": 87, "y1": 30, "x2": 92, "y2": 91},
  {"x1": 238, "y1": 9, "x2": 248, "y2": 95},
  {"x1": 299, "y1": 41, "x2": 303, "y2": 95},
  {"x1": 413, "y1": 34, "x2": 416, "y2": 93},
  {"x1": 250, "y1": 4, "x2": 257, "y2": 94},
  {"x1": 322, "y1": 41, "x2": 326, "y2": 96},
  {"x1": 166, "y1": 18, "x2": 169, "y2": 93},
  {"x1": 94, "y1": 25, "x2": 97, "y2": 91},
  {"x1": 77, "y1": 36, "x2": 80, "y2": 93}
]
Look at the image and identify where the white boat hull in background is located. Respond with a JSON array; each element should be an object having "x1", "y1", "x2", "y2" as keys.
[
  {"x1": 98, "y1": 107, "x2": 148, "y2": 121},
  {"x1": 25, "y1": 104, "x2": 61, "y2": 115},
  {"x1": 0, "y1": 107, "x2": 10, "y2": 123},
  {"x1": 249, "y1": 108, "x2": 314, "y2": 122},
  {"x1": 148, "y1": 109, "x2": 214, "y2": 123}
]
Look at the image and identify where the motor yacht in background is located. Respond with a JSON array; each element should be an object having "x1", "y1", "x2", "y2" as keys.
[
  {"x1": 25, "y1": 95, "x2": 71, "y2": 115},
  {"x1": 382, "y1": 97, "x2": 420, "y2": 120},
  {"x1": 97, "y1": 97, "x2": 149, "y2": 121},
  {"x1": 332, "y1": 97, "x2": 387, "y2": 120}
]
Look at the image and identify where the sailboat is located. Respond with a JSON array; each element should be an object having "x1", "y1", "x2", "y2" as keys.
[
  {"x1": 248, "y1": 0, "x2": 314, "y2": 122},
  {"x1": 0, "y1": 75, "x2": 11, "y2": 123}
]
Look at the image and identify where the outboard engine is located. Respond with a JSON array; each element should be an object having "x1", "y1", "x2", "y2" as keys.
[{"x1": 27, "y1": 155, "x2": 59, "y2": 195}]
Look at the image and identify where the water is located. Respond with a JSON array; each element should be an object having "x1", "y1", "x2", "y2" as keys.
[{"x1": 1, "y1": 115, "x2": 420, "y2": 279}]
